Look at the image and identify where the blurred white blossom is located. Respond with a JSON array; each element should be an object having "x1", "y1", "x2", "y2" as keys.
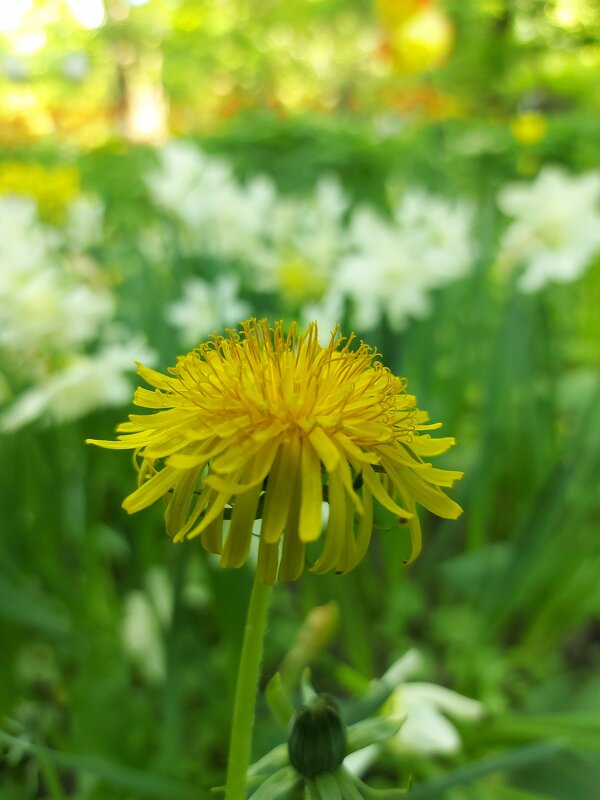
[
  {"x1": 0, "y1": 197, "x2": 57, "y2": 283},
  {"x1": 65, "y1": 195, "x2": 104, "y2": 251},
  {"x1": 0, "y1": 197, "x2": 114, "y2": 365},
  {"x1": 1, "y1": 276, "x2": 114, "y2": 360},
  {"x1": 122, "y1": 567, "x2": 173, "y2": 684},
  {"x1": 384, "y1": 650, "x2": 484, "y2": 756},
  {"x1": 337, "y1": 190, "x2": 474, "y2": 331},
  {"x1": 1, "y1": 337, "x2": 156, "y2": 431},
  {"x1": 145, "y1": 141, "x2": 275, "y2": 263},
  {"x1": 166, "y1": 275, "x2": 251, "y2": 347},
  {"x1": 338, "y1": 206, "x2": 426, "y2": 331},
  {"x1": 254, "y1": 176, "x2": 349, "y2": 301},
  {"x1": 392, "y1": 681, "x2": 484, "y2": 755},
  {"x1": 395, "y1": 189, "x2": 475, "y2": 287},
  {"x1": 0, "y1": 191, "x2": 150, "y2": 428},
  {"x1": 497, "y1": 166, "x2": 600, "y2": 292},
  {"x1": 144, "y1": 146, "x2": 475, "y2": 331},
  {"x1": 346, "y1": 649, "x2": 484, "y2": 776}
]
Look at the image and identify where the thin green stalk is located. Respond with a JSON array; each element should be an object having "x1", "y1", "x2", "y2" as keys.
[
  {"x1": 37, "y1": 753, "x2": 68, "y2": 800},
  {"x1": 224, "y1": 572, "x2": 273, "y2": 800}
]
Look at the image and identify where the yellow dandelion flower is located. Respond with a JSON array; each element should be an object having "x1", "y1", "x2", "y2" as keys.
[{"x1": 87, "y1": 319, "x2": 462, "y2": 584}]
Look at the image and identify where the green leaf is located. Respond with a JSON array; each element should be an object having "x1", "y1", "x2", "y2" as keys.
[
  {"x1": 335, "y1": 767, "x2": 369, "y2": 800},
  {"x1": 488, "y1": 786, "x2": 556, "y2": 800},
  {"x1": 346, "y1": 717, "x2": 404, "y2": 753},
  {"x1": 0, "y1": 574, "x2": 70, "y2": 635},
  {"x1": 248, "y1": 743, "x2": 289, "y2": 780},
  {"x1": 489, "y1": 714, "x2": 600, "y2": 751},
  {"x1": 301, "y1": 668, "x2": 317, "y2": 704},
  {"x1": 0, "y1": 731, "x2": 196, "y2": 799},
  {"x1": 312, "y1": 771, "x2": 343, "y2": 800},
  {"x1": 249, "y1": 766, "x2": 298, "y2": 800},
  {"x1": 402, "y1": 741, "x2": 565, "y2": 799},
  {"x1": 265, "y1": 672, "x2": 295, "y2": 730}
]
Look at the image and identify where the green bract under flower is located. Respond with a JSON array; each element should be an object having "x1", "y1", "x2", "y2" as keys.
[{"x1": 87, "y1": 319, "x2": 462, "y2": 584}]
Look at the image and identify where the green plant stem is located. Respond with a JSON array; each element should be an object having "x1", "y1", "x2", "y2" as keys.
[{"x1": 224, "y1": 572, "x2": 274, "y2": 800}]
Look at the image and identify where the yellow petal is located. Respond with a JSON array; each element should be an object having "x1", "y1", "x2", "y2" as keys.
[
  {"x1": 165, "y1": 466, "x2": 202, "y2": 537},
  {"x1": 336, "y1": 494, "x2": 359, "y2": 573},
  {"x1": 416, "y1": 465, "x2": 464, "y2": 487},
  {"x1": 311, "y1": 469, "x2": 346, "y2": 575},
  {"x1": 409, "y1": 436, "x2": 455, "y2": 457},
  {"x1": 393, "y1": 483, "x2": 421, "y2": 565},
  {"x1": 361, "y1": 463, "x2": 412, "y2": 520},
  {"x1": 137, "y1": 362, "x2": 179, "y2": 390},
  {"x1": 123, "y1": 466, "x2": 178, "y2": 513},
  {"x1": 307, "y1": 426, "x2": 340, "y2": 472},
  {"x1": 133, "y1": 387, "x2": 171, "y2": 408},
  {"x1": 221, "y1": 482, "x2": 263, "y2": 568},
  {"x1": 400, "y1": 467, "x2": 463, "y2": 519},
  {"x1": 299, "y1": 439, "x2": 324, "y2": 543},
  {"x1": 86, "y1": 437, "x2": 141, "y2": 450},
  {"x1": 261, "y1": 438, "x2": 301, "y2": 544},
  {"x1": 257, "y1": 538, "x2": 280, "y2": 585},
  {"x1": 202, "y1": 507, "x2": 225, "y2": 555},
  {"x1": 278, "y1": 482, "x2": 304, "y2": 582},
  {"x1": 354, "y1": 487, "x2": 374, "y2": 567},
  {"x1": 182, "y1": 490, "x2": 230, "y2": 541}
]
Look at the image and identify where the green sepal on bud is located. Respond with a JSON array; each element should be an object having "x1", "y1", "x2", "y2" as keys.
[{"x1": 287, "y1": 693, "x2": 347, "y2": 778}]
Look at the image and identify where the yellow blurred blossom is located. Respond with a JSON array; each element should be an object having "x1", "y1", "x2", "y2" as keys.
[
  {"x1": 0, "y1": 162, "x2": 80, "y2": 223},
  {"x1": 511, "y1": 112, "x2": 548, "y2": 146}
]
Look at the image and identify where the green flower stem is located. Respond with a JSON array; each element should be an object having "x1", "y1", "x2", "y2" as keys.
[{"x1": 224, "y1": 572, "x2": 274, "y2": 800}]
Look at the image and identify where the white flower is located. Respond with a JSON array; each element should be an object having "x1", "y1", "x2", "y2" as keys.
[
  {"x1": 0, "y1": 197, "x2": 57, "y2": 285},
  {"x1": 497, "y1": 166, "x2": 600, "y2": 292},
  {"x1": 146, "y1": 141, "x2": 232, "y2": 217},
  {"x1": 0, "y1": 271, "x2": 114, "y2": 360},
  {"x1": 382, "y1": 650, "x2": 485, "y2": 756},
  {"x1": 65, "y1": 195, "x2": 104, "y2": 251},
  {"x1": 346, "y1": 649, "x2": 485, "y2": 776},
  {"x1": 253, "y1": 176, "x2": 349, "y2": 299},
  {"x1": 0, "y1": 337, "x2": 156, "y2": 430},
  {"x1": 338, "y1": 206, "x2": 430, "y2": 331},
  {"x1": 0, "y1": 196, "x2": 113, "y2": 367},
  {"x1": 122, "y1": 567, "x2": 173, "y2": 684},
  {"x1": 166, "y1": 274, "x2": 251, "y2": 347},
  {"x1": 337, "y1": 190, "x2": 474, "y2": 332},
  {"x1": 395, "y1": 189, "x2": 474, "y2": 287},
  {"x1": 122, "y1": 593, "x2": 165, "y2": 683},
  {"x1": 146, "y1": 141, "x2": 276, "y2": 263},
  {"x1": 392, "y1": 682, "x2": 484, "y2": 755},
  {"x1": 203, "y1": 175, "x2": 276, "y2": 264}
]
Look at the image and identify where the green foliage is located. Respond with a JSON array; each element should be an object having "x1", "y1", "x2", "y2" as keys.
[{"x1": 1, "y1": 2, "x2": 600, "y2": 798}]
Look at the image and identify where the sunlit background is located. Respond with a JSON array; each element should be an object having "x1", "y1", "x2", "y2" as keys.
[{"x1": 1, "y1": 1, "x2": 600, "y2": 798}]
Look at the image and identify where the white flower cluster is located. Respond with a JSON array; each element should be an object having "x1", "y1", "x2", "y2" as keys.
[
  {"x1": 145, "y1": 141, "x2": 275, "y2": 266},
  {"x1": 497, "y1": 165, "x2": 600, "y2": 292},
  {"x1": 319, "y1": 191, "x2": 475, "y2": 333},
  {"x1": 0, "y1": 195, "x2": 154, "y2": 431},
  {"x1": 148, "y1": 146, "x2": 600, "y2": 347},
  {"x1": 144, "y1": 141, "x2": 477, "y2": 344}
]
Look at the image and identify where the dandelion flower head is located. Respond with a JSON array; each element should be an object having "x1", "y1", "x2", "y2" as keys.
[{"x1": 88, "y1": 319, "x2": 462, "y2": 584}]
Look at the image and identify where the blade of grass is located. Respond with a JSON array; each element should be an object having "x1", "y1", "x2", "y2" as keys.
[
  {"x1": 0, "y1": 731, "x2": 197, "y2": 799},
  {"x1": 399, "y1": 740, "x2": 564, "y2": 799}
]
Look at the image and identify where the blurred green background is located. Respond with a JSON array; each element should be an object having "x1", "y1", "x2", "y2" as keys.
[{"x1": 1, "y1": 1, "x2": 600, "y2": 798}]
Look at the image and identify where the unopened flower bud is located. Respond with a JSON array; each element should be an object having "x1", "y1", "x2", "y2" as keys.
[{"x1": 288, "y1": 694, "x2": 347, "y2": 778}]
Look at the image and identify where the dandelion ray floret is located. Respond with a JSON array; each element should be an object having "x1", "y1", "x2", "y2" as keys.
[{"x1": 87, "y1": 319, "x2": 462, "y2": 583}]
